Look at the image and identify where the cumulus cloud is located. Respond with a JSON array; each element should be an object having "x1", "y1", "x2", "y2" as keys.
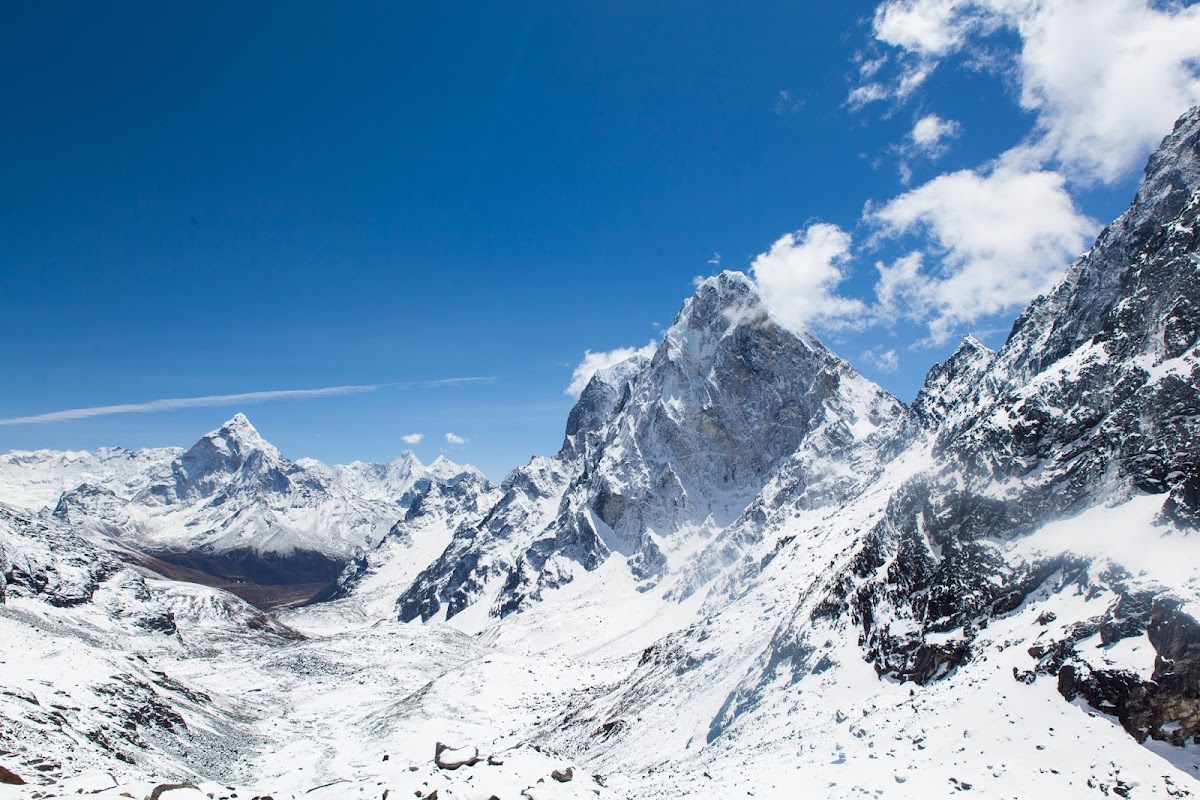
[
  {"x1": 861, "y1": 0, "x2": 1200, "y2": 183},
  {"x1": 444, "y1": 432, "x2": 467, "y2": 445},
  {"x1": 862, "y1": 346, "x2": 901, "y2": 373},
  {"x1": 565, "y1": 342, "x2": 657, "y2": 397},
  {"x1": 745, "y1": 163, "x2": 1094, "y2": 345},
  {"x1": 867, "y1": 164, "x2": 1096, "y2": 343},
  {"x1": 401, "y1": 433, "x2": 424, "y2": 444},
  {"x1": 910, "y1": 113, "x2": 961, "y2": 155},
  {"x1": 749, "y1": 223, "x2": 869, "y2": 335}
]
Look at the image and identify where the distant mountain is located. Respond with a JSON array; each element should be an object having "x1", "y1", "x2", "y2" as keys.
[{"x1": 2, "y1": 414, "x2": 474, "y2": 602}]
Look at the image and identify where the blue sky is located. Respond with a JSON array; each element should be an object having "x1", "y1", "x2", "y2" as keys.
[{"x1": 3, "y1": 1, "x2": 1198, "y2": 479}]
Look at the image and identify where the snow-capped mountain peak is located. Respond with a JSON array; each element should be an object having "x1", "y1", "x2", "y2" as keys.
[{"x1": 164, "y1": 413, "x2": 288, "y2": 503}]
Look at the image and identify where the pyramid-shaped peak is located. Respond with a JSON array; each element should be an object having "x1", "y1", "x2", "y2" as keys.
[
  {"x1": 222, "y1": 412, "x2": 256, "y2": 433},
  {"x1": 429, "y1": 455, "x2": 486, "y2": 484},
  {"x1": 428, "y1": 454, "x2": 461, "y2": 473},
  {"x1": 214, "y1": 412, "x2": 265, "y2": 441},
  {"x1": 956, "y1": 335, "x2": 994, "y2": 358},
  {"x1": 193, "y1": 412, "x2": 275, "y2": 458}
]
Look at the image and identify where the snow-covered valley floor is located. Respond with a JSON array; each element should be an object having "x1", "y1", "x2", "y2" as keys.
[{"x1": 5, "y1": 494, "x2": 1200, "y2": 799}]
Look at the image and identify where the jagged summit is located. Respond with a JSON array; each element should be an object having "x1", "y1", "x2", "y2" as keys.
[
  {"x1": 998, "y1": 105, "x2": 1200, "y2": 383},
  {"x1": 393, "y1": 261, "x2": 906, "y2": 622},
  {"x1": 910, "y1": 334, "x2": 997, "y2": 430},
  {"x1": 562, "y1": 353, "x2": 648, "y2": 456},
  {"x1": 666, "y1": 270, "x2": 783, "y2": 347}
]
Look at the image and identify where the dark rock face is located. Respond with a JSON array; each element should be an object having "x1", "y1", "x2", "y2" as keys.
[{"x1": 1057, "y1": 598, "x2": 1200, "y2": 745}]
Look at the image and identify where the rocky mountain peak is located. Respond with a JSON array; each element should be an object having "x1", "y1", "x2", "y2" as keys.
[
  {"x1": 910, "y1": 335, "x2": 997, "y2": 430},
  {"x1": 1133, "y1": 104, "x2": 1200, "y2": 229},
  {"x1": 998, "y1": 105, "x2": 1200, "y2": 383},
  {"x1": 165, "y1": 413, "x2": 288, "y2": 503},
  {"x1": 562, "y1": 354, "x2": 648, "y2": 453},
  {"x1": 195, "y1": 413, "x2": 276, "y2": 460},
  {"x1": 667, "y1": 271, "x2": 773, "y2": 350}
]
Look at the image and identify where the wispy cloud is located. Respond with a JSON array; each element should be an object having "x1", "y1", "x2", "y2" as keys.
[
  {"x1": 0, "y1": 376, "x2": 495, "y2": 426},
  {"x1": 444, "y1": 432, "x2": 468, "y2": 445},
  {"x1": 775, "y1": 89, "x2": 805, "y2": 115},
  {"x1": 862, "y1": 346, "x2": 900, "y2": 374},
  {"x1": 409, "y1": 377, "x2": 495, "y2": 388}
]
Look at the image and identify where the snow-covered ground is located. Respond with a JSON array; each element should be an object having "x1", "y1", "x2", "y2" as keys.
[{"x1": 4, "y1": 489, "x2": 1200, "y2": 799}]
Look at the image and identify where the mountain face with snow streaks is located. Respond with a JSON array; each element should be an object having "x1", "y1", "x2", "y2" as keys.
[{"x1": 392, "y1": 271, "x2": 904, "y2": 623}]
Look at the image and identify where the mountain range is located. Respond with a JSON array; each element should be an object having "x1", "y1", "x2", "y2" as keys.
[{"x1": 2, "y1": 106, "x2": 1200, "y2": 799}]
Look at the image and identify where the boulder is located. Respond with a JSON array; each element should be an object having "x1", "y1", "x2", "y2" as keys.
[
  {"x1": 149, "y1": 783, "x2": 205, "y2": 800},
  {"x1": 434, "y1": 742, "x2": 480, "y2": 770}
]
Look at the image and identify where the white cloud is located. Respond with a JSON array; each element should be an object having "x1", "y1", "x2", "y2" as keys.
[
  {"x1": 873, "y1": 0, "x2": 978, "y2": 57},
  {"x1": 862, "y1": 346, "x2": 901, "y2": 373},
  {"x1": 1007, "y1": 0, "x2": 1200, "y2": 182},
  {"x1": 867, "y1": 165, "x2": 1096, "y2": 343},
  {"x1": 0, "y1": 384, "x2": 382, "y2": 426},
  {"x1": 565, "y1": 342, "x2": 657, "y2": 397},
  {"x1": 910, "y1": 113, "x2": 961, "y2": 155},
  {"x1": 401, "y1": 433, "x2": 424, "y2": 444},
  {"x1": 862, "y1": 0, "x2": 1200, "y2": 184},
  {"x1": 749, "y1": 223, "x2": 869, "y2": 334},
  {"x1": 444, "y1": 432, "x2": 467, "y2": 445}
]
